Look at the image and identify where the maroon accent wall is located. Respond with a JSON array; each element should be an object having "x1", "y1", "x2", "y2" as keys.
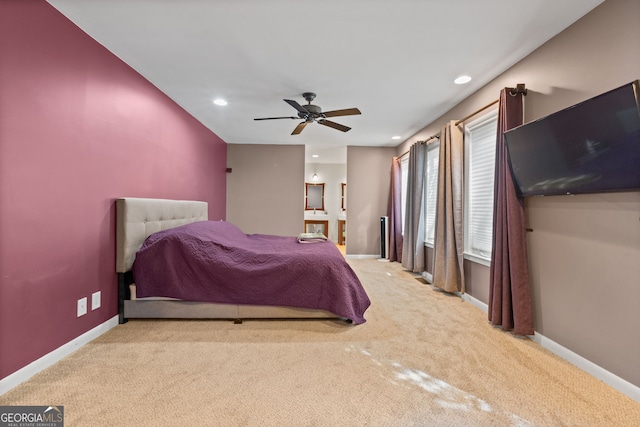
[{"x1": 0, "y1": 1, "x2": 227, "y2": 379}]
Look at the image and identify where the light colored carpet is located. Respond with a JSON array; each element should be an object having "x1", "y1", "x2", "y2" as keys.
[{"x1": 2, "y1": 259, "x2": 639, "y2": 426}]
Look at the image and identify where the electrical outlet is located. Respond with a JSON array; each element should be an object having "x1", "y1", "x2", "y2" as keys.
[
  {"x1": 91, "y1": 291, "x2": 101, "y2": 310},
  {"x1": 77, "y1": 297, "x2": 87, "y2": 317}
]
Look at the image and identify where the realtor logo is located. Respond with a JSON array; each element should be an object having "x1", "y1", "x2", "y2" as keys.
[{"x1": 0, "y1": 406, "x2": 64, "y2": 427}]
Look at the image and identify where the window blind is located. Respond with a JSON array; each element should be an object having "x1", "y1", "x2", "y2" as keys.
[
  {"x1": 465, "y1": 113, "x2": 497, "y2": 259},
  {"x1": 424, "y1": 142, "x2": 439, "y2": 244},
  {"x1": 400, "y1": 155, "x2": 409, "y2": 235}
]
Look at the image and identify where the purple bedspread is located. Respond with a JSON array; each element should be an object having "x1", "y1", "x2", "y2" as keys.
[{"x1": 132, "y1": 221, "x2": 370, "y2": 324}]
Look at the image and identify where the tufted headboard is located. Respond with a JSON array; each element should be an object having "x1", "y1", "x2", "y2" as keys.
[{"x1": 115, "y1": 198, "x2": 209, "y2": 273}]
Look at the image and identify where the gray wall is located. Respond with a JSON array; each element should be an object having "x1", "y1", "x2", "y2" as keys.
[
  {"x1": 397, "y1": 0, "x2": 640, "y2": 388},
  {"x1": 226, "y1": 144, "x2": 305, "y2": 236},
  {"x1": 228, "y1": 143, "x2": 393, "y2": 254},
  {"x1": 347, "y1": 146, "x2": 396, "y2": 256}
]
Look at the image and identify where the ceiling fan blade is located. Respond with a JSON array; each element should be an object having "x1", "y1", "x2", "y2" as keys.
[
  {"x1": 322, "y1": 108, "x2": 361, "y2": 118},
  {"x1": 254, "y1": 116, "x2": 297, "y2": 121},
  {"x1": 284, "y1": 99, "x2": 309, "y2": 115},
  {"x1": 318, "y1": 119, "x2": 351, "y2": 132},
  {"x1": 291, "y1": 121, "x2": 308, "y2": 135}
]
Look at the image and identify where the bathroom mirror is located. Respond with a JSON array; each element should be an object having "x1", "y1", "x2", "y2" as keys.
[
  {"x1": 305, "y1": 183, "x2": 324, "y2": 210},
  {"x1": 341, "y1": 183, "x2": 346, "y2": 210}
]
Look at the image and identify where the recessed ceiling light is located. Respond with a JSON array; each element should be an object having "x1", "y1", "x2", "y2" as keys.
[
  {"x1": 312, "y1": 154, "x2": 319, "y2": 158},
  {"x1": 213, "y1": 98, "x2": 227, "y2": 106},
  {"x1": 454, "y1": 75, "x2": 472, "y2": 85},
  {"x1": 392, "y1": 136, "x2": 401, "y2": 140}
]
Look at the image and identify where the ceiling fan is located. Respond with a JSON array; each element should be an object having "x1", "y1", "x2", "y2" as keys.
[{"x1": 254, "y1": 92, "x2": 361, "y2": 135}]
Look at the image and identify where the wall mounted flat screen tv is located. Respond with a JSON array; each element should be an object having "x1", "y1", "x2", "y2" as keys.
[{"x1": 504, "y1": 80, "x2": 640, "y2": 197}]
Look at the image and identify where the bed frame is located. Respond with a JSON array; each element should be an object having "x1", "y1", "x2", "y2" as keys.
[{"x1": 116, "y1": 197, "x2": 342, "y2": 324}]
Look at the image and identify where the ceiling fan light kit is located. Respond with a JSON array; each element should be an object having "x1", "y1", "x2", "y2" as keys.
[{"x1": 254, "y1": 92, "x2": 361, "y2": 135}]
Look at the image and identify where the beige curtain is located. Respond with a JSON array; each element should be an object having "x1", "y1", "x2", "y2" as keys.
[
  {"x1": 401, "y1": 143, "x2": 427, "y2": 272},
  {"x1": 432, "y1": 121, "x2": 465, "y2": 293}
]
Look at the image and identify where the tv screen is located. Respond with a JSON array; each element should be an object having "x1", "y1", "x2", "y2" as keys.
[{"x1": 504, "y1": 80, "x2": 640, "y2": 197}]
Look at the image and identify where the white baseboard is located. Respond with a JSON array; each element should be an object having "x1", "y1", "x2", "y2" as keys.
[
  {"x1": 530, "y1": 332, "x2": 640, "y2": 403},
  {"x1": 345, "y1": 254, "x2": 380, "y2": 259},
  {"x1": 0, "y1": 315, "x2": 119, "y2": 396},
  {"x1": 458, "y1": 292, "x2": 640, "y2": 403},
  {"x1": 458, "y1": 291, "x2": 488, "y2": 312}
]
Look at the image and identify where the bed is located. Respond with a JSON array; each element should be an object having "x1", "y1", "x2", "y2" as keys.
[{"x1": 116, "y1": 197, "x2": 370, "y2": 324}]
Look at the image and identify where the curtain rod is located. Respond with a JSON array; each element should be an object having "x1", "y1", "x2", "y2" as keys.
[
  {"x1": 454, "y1": 99, "x2": 499, "y2": 126},
  {"x1": 454, "y1": 84, "x2": 527, "y2": 126},
  {"x1": 398, "y1": 84, "x2": 527, "y2": 159},
  {"x1": 399, "y1": 135, "x2": 437, "y2": 158}
]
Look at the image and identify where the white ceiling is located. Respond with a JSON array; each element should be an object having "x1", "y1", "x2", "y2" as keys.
[{"x1": 47, "y1": 0, "x2": 603, "y2": 164}]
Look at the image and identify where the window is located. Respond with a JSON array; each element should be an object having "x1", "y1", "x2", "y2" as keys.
[
  {"x1": 424, "y1": 141, "x2": 440, "y2": 246},
  {"x1": 400, "y1": 155, "x2": 409, "y2": 235},
  {"x1": 464, "y1": 110, "x2": 498, "y2": 263}
]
